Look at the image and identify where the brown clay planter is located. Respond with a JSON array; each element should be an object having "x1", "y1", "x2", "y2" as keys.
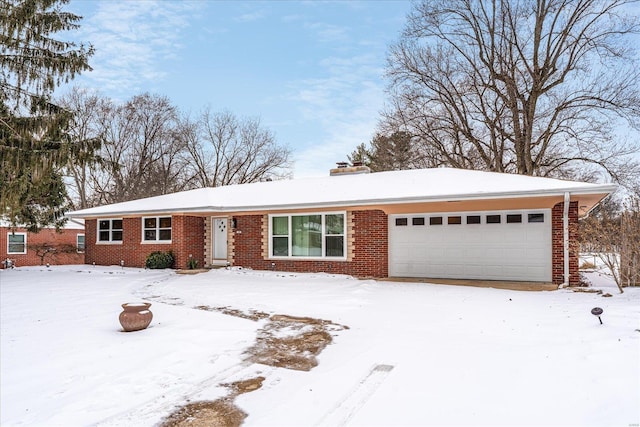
[{"x1": 119, "y1": 302, "x2": 153, "y2": 332}]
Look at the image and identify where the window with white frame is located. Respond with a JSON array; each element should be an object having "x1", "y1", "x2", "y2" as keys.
[
  {"x1": 143, "y1": 216, "x2": 172, "y2": 242},
  {"x1": 7, "y1": 232, "x2": 26, "y2": 254},
  {"x1": 269, "y1": 213, "x2": 345, "y2": 259},
  {"x1": 77, "y1": 234, "x2": 85, "y2": 252},
  {"x1": 98, "y1": 219, "x2": 123, "y2": 242}
]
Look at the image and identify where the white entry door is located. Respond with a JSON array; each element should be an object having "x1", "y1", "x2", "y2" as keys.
[{"x1": 213, "y1": 217, "x2": 228, "y2": 261}]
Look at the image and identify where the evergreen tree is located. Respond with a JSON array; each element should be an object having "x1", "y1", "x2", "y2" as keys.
[
  {"x1": 1, "y1": 0, "x2": 93, "y2": 231},
  {"x1": 348, "y1": 142, "x2": 372, "y2": 168},
  {"x1": 349, "y1": 131, "x2": 421, "y2": 172}
]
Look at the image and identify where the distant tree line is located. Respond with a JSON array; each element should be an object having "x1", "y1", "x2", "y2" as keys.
[
  {"x1": 350, "y1": 0, "x2": 640, "y2": 190},
  {"x1": 61, "y1": 88, "x2": 291, "y2": 209},
  {"x1": 1, "y1": 0, "x2": 292, "y2": 230}
]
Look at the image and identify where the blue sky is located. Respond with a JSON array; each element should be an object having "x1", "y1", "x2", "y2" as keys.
[{"x1": 63, "y1": 0, "x2": 413, "y2": 178}]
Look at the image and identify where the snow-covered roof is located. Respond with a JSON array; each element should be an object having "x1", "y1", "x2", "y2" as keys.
[
  {"x1": 68, "y1": 167, "x2": 616, "y2": 218},
  {"x1": 0, "y1": 217, "x2": 85, "y2": 230}
]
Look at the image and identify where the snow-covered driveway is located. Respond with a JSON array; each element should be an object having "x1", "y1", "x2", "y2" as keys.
[{"x1": 1, "y1": 266, "x2": 638, "y2": 426}]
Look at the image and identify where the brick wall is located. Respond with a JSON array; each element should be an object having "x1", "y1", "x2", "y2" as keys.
[
  {"x1": 232, "y1": 210, "x2": 388, "y2": 277},
  {"x1": 1, "y1": 227, "x2": 84, "y2": 268},
  {"x1": 552, "y1": 201, "x2": 579, "y2": 286},
  {"x1": 81, "y1": 205, "x2": 576, "y2": 283},
  {"x1": 85, "y1": 216, "x2": 205, "y2": 269}
]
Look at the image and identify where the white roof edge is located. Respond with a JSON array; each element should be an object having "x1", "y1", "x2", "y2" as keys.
[{"x1": 67, "y1": 184, "x2": 617, "y2": 218}]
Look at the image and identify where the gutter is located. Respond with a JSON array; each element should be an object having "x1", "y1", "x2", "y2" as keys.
[
  {"x1": 562, "y1": 192, "x2": 571, "y2": 288},
  {"x1": 67, "y1": 185, "x2": 618, "y2": 219}
]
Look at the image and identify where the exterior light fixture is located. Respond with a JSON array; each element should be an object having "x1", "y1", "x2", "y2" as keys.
[{"x1": 591, "y1": 307, "x2": 603, "y2": 324}]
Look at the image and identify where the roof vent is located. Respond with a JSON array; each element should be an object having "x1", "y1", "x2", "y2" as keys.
[{"x1": 330, "y1": 162, "x2": 371, "y2": 176}]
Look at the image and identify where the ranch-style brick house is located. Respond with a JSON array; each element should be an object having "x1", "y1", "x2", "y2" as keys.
[{"x1": 68, "y1": 166, "x2": 615, "y2": 286}]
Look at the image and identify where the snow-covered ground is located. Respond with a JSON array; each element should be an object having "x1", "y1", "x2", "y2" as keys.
[{"x1": 1, "y1": 265, "x2": 638, "y2": 426}]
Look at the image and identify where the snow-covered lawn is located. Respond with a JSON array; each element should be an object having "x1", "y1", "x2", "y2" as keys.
[{"x1": 1, "y1": 266, "x2": 638, "y2": 426}]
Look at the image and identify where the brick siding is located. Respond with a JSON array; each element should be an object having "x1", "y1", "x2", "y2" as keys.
[
  {"x1": 232, "y1": 210, "x2": 388, "y2": 278},
  {"x1": 1, "y1": 227, "x2": 84, "y2": 268},
  {"x1": 85, "y1": 216, "x2": 205, "y2": 269},
  {"x1": 81, "y1": 205, "x2": 577, "y2": 283},
  {"x1": 551, "y1": 201, "x2": 579, "y2": 286}
]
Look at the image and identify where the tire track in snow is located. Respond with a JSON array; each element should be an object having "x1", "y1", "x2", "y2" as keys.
[
  {"x1": 316, "y1": 364, "x2": 394, "y2": 426},
  {"x1": 93, "y1": 361, "x2": 273, "y2": 426}
]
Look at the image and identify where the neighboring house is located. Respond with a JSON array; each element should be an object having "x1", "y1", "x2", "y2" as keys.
[
  {"x1": 1, "y1": 219, "x2": 85, "y2": 268},
  {"x1": 68, "y1": 166, "x2": 615, "y2": 286}
]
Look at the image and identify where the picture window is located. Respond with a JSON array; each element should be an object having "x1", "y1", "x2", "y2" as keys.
[{"x1": 271, "y1": 213, "x2": 345, "y2": 259}]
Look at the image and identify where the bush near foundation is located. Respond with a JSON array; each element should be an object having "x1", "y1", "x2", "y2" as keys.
[{"x1": 145, "y1": 251, "x2": 175, "y2": 269}]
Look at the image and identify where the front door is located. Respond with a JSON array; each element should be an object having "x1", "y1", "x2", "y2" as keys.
[{"x1": 213, "y1": 217, "x2": 228, "y2": 262}]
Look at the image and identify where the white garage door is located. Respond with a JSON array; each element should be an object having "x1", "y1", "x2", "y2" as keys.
[{"x1": 389, "y1": 209, "x2": 552, "y2": 282}]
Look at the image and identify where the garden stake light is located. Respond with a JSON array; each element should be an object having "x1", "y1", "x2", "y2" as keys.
[{"x1": 591, "y1": 307, "x2": 604, "y2": 325}]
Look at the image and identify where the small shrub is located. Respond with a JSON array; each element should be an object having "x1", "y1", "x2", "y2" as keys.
[
  {"x1": 145, "y1": 251, "x2": 175, "y2": 269},
  {"x1": 187, "y1": 257, "x2": 199, "y2": 270}
]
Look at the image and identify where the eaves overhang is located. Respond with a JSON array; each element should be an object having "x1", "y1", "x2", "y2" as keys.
[{"x1": 67, "y1": 183, "x2": 617, "y2": 219}]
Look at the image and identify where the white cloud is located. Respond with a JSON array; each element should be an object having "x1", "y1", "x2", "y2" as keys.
[
  {"x1": 304, "y1": 22, "x2": 349, "y2": 43},
  {"x1": 235, "y1": 11, "x2": 265, "y2": 23},
  {"x1": 77, "y1": 0, "x2": 201, "y2": 95},
  {"x1": 287, "y1": 54, "x2": 386, "y2": 177}
]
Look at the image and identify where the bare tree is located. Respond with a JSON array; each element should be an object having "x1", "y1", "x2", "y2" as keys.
[
  {"x1": 59, "y1": 86, "x2": 106, "y2": 209},
  {"x1": 182, "y1": 108, "x2": 291, "y2": 187},
  {"x1": 580, "y1": 192, "x2": 640, "y2": 293},
  {"x1": 620, "y1": 196, "x2": 640, "y2": 288},
  {"x1": 95, "y1": 93, "x2": 188, "y2": 203},
  {"x1": 385, "y1": 0, "x2": 640, "y2": 186},
  {"x1": 28, "y1": 242, "x2": 77, "y2": 266}
]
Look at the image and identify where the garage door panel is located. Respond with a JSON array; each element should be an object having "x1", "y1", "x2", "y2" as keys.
[
  {"x1": 389, "y1": 210, "x2": 552, "y2": 282},
  {"x1": 463, "y1": 264, "x2": 485, "y2": 276},
  {"x1": 502, "y1": 233, "x2": 522, "y2": 244}
]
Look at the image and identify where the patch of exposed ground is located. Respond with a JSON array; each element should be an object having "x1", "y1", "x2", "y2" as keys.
[
  {"x1": 176, "y1": 269, "x2": 210, "y2": 275},
  {"x1": 159, "y1": 398, "x2": 247, "y2": 427},
  {"x1": 160, "y1": 310, "x2": 348, "y2": 426},
  {"x1": 160, "y1": 377, "x2": 266, "y2": 427},
  {"x1": 245, "y1": 314, "x2": 348, "y2": 371},
  {"x1": 194, "y1": 305, "x2": 270, "y2": 321},
  {"x1": 222, "y1": 376, "x2": 266, "y2": 395}
]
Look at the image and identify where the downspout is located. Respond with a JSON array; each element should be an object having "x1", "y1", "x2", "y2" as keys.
[{"x1": 562, "y1": 192, "x2": 571, "y2": 288}]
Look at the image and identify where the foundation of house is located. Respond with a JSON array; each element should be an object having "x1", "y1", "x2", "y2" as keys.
[{"x1": 382, "y1": 277, "x2": 558, "y2": 291}]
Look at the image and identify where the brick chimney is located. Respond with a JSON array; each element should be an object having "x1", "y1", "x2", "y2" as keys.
[{"x1": 329, "y1": 162, "x2": 371, "y2": 176}]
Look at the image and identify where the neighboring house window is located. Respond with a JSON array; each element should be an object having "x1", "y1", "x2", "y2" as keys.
[
  {"x1": 143, "y1": 217, "x2": 172, "y2": 242},
  {"x1": 7, "y1": 232, "x2": 26, "y2": 254},
  {"x1": 270, "y1": 213, "x2": 345, "y2": 259},
  {"x1": 77, "y1": 234, "x2": 85, "y2": 253},
  {"x1": 98, "y1": 219, "x2": 123, "y2": 242}
]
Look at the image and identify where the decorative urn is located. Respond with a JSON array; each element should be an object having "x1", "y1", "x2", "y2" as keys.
[{"x1": 119, "y1": 302, "x2": 153, "y2": 332}]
